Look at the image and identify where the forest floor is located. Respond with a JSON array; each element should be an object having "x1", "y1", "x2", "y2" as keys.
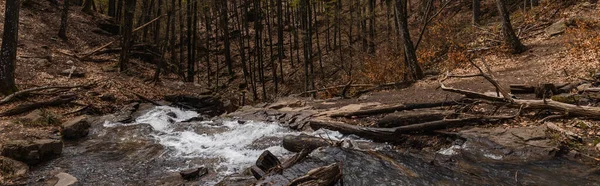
[{"x1": 1, "y1": 0, "x2": 600, "y2": 184}]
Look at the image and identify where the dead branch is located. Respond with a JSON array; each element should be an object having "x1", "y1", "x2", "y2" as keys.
[
  {"x1": 287, "y1": 163, "x2": 342, "y2": 186},
  {"x1": 0, "y1": 84, "x2": 93, "y2": 106},
  {"x1": 0, "y1": 94, "x2": 77, "y2": 117},
  {"x1": 377, "y1": 110, "x2": 457, "y2": 128},
  {"x1": 330, "y1": 101, "x2": 461, "y2": 118}
]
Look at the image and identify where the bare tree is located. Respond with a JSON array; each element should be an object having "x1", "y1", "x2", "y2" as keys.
[
  {"x1": 82, "y1": 0, "x2": 95, "y2": 15},
  {"x1": 0, "y1": 0, "x2": 20, "y2": 95},
  {"x1": 58, "y1": 0, "x2": 69, "y2": 40},
  {"x1": 473, "y1": 0, "x2": 480, "y2": 25},
  {"x1": 396, "y1": 0, "x2": 424, "y2": 80},
  {"x1": 496, "y1": 0, "x2": 526, "y2": 54},
  {"x1": 119, "y1": 0, "x2": 136, "y2": 72}
]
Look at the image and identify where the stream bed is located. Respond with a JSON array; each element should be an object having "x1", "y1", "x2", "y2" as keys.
[{"x1": 26, "y1": 106, "x2": 600, "y2": 185}]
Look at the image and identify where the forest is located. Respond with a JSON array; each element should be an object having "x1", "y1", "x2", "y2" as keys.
[{"x1": 1, "y1": 0, "x2": 600, "y2": 185}]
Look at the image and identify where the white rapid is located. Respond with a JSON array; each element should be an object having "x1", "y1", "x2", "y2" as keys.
[{"x1": 103, "y1": 106, "x2": 350, "y2": 184}]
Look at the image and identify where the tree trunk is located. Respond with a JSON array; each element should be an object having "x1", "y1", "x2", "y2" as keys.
[
  {"x1": 82, "y1": 0, "x2": 94, "y2": 15},
  {"x1": 186, "y1": 0, "x2": 193, "y2": 82},
  {"x1": 277, "y1": 0, "x2": 284, "y2": 83},
  {"x1": 496, "y1": 0, "x2": 526, "y2": 54},
  {"x1": 221, "y1": 0, "x2": 234, "y2": 78},
  {"x1": 396, "y1": 0, "x2": 424, "y2": 80},
  {"x1": 119, "y1": 0, "x2": 136, "y2": 72},
  {"x1": 0, "y1": 0, "x2": 20, "y2": 95},
  {"x1": 473, "y1": 0, "x2": 481, "y2": 25},
  {"x1": 108, "y1": 0, "x2": 116, "y2": 17},
  {"x1": 58, "y1": 0, "x2": 69, "y2": 40}
]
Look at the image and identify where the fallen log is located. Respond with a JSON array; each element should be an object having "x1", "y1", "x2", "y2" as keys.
[
  {"x1": 280, "y1": 148, "x2": 311, "y2": 169},
  {"x1": 393, "y1": 116, "x2": 512, "y2": 134},
  {"x1": 0, "y1": 94, "x2": 77, "y2": 117},
  {"x1": 377, "y1": 109, "x2": 456, "y2": 128},
  {"x1": 510, "y1": 84, "x2": 536, "y2": 94},
  {"x1": 330, "y1": 101, "x2": 461, "y2": 118},
  {"x1": 287, "y1": 163, "x2": 342, "y2": 186},
  {"x1": 441, "y1": 58, "x2": 600, "y2": 120},
  {"x1": 310, "y1": 120, "x2": 396, "y2": 142},
  {"x1": 0, "y1": 84, "x2": 92, "y2": 106},
  {"x1": 283, "y1": 134, "x2": 334, "y2": 153}
]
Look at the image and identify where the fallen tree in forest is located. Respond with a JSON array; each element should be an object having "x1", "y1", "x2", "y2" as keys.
[{"x1": 0, "y1": 94, "x2": 77, "y2": 117}]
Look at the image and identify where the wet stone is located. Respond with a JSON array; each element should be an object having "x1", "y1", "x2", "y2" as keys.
[
  {"x1": 179, "y1": 167, "x2": 208, "y2": 181},
  {"x1": 1, "y1": 139, "x2": 63, "y2": 165},
  {"x1": 61, "y1": 116, "x2": 91, "y2": 140}
]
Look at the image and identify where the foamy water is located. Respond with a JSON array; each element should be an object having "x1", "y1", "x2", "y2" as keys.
[{"x1": 103, "y1": 106, "x2": 351, "y2": 184}]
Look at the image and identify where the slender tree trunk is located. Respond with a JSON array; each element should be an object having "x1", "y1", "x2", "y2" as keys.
[
  {"x1": 221, "y1": 0, "x2": 234, "y2": 78},
  {"x1": 368, "y1": 0, "x2": 376, "y2": 54},
  {"x1": 473, "y1": 0, "x2": 481, "y2": 25},
  {"x1": 0, "y1": 0, "x2": 20, "y2": 95},
  {"x1": 120, "y1": 0, "x2": 136, "y2": 72},
  {"x1": 396, "y1": 0, "x2": 423, "y2": 80},
  {"x1": 108, "y1": 0, "x2": 116, "y2": 17},
  {"x1": 58, "y1": 0, "x2": 69, "y2": 40},
  {"x1": 154, "y1": 0, "x2": 162, "y2": 44},
  {"x1": 178, "y1": 0, "x2": 184, "y2": 78},
  {"x1": 82, "y1": 0, "x2": 94, "y2": 14},
  {"x1": 276, "y1": 0, "x2": 285, "y2": 83},
  {"x1": 186, "y1": 0, "x2": 193, "y2": 82},
  {"x1": 496, "y1": 0, "x2": 526, "y2": 54}
]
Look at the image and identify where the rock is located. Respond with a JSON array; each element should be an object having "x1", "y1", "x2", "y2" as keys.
[
  {"x1": 577, "y1": 83, "x2": 592, "y2": 92},
  {"x1": 52, "y1": 172, "x2": 78, "y2": 186},
  {"x1": 61, "y1": 116, "x2": 91, "y2": 140},
  {"x1": 166, "y1": 112, "x2": 177, "y2": 118},
  {"x1": 182, "y1": 116, "x2": 206, "y2": 123},
  {"x1": 60, "y1": 67, "x2": 86, "y2": 78},
  {"x1": 179, "y1": 167, "x2": 208, "y2": 181},
  {"x1": 131, "y1": 103, "x2": 155, "y2": 119},
  {"x1": 65, "y1": 60, "x2": 74, "y2": 65},
  {"x1": 113, "y1": 102, "x2": 140, "y2": 123},
  {"x1": 165, "y1": 95, "x2": 227, "y2": 116},
  {"x1": 0, "y1": 156, "x2": 29, "y2": 181},
  {"x1": 545, "y1": 19, "x2": 567, "y2": 37},
  {"x1": 0, "y1": 139, "x2": 63, "y2": 165},
  {"x1": 37, "y1": 59, "x2": 50, "y2": 67},
  {"x1": 580, "y1": 2, "x2": 594, "y2": 8},
  {"x1": 459, "y1": 125, "x2": 556, "y2": 161},
  {"x1": 99, "y1": 93, "x2": 116, "y2": 102},
  {"x1": 17, "y1": 109, "x2": 44, "y2": 124},
  {"x1": 102, "y1": 65, "x2": 118, "y2": 72}
]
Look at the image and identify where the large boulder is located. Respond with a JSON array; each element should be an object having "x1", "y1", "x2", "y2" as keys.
[
  {"x1": 61, "y1": 116, "x2": 91, "y2": 140},
  {"x1": 1, "y1": 139, "x2": 63, "y2": 165},
  {"x1": 165, "y1": 95, "x2": 234, "y2": 116},
  {"x1": 545, "y1": 19, "x2": 567, "y2": 37}
]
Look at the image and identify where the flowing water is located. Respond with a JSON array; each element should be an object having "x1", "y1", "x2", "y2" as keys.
[{"x1": 27, "y1": 106, "x2": 600, "y2": 185}]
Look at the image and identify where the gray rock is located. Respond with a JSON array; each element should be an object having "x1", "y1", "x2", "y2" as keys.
[
  {"x1": 0, "y1": 139, "x2": 63, "y2": 165},
  {"x1": 60, "y1": 67, "x2": 86, "y2": 78},
  {"x1": 577, "y1": 83, "x2": 592, "y2": 91},
  {"x1": 17, "y1": 109, "x2": 44, "y2": 124},
  {"x1": 61, "y1": 116, "x2": 91, "y2": 140},
  {"x1": 545, "y1": 19, "x2": 567, "y2": 37},
  {"x1": 102, "y1": 65, "x2": 118, "y2": 72},
  {"x1": 37, "y1": 59, "x2": 50, "y2": 67},
  {"x1": 65, "y1": 60, "x2": 74, "y2": 65},
  {"x1": 179, "y1": 167, "x2": 208, "y2": 181},
  {"x1": 47, "y1": 172, "x2": 78, "y2": 186}
]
